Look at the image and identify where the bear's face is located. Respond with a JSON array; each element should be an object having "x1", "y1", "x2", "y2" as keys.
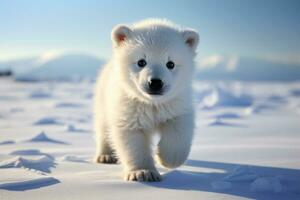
[{"x1": 111, "y1": 21, "x2": 199, "y2": 104}]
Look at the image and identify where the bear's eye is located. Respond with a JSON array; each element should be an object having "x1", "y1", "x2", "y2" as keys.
[
  {"x1": 137, "y1": 59, "x2": 147, "y2": 68},
  {"x1": 166, "y1": 61, "x2": 175, "y2": 70}
]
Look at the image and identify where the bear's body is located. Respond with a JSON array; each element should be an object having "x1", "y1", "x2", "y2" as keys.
[{"x1": 94, "y1": 19, "x2": 199, "y2": 181}]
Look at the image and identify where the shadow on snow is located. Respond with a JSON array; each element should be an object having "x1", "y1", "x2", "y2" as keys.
[{"x1": 146, "y1": 159, "x2": 300, "y2": 200}]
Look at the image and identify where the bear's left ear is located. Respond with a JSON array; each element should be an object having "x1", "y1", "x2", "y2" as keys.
[
  {"x1": 111, "y1": 24, "x2": 133, "y2": 47},
  {"x1": 182, "y1": 29, "x2": 199, "y2": 51}
]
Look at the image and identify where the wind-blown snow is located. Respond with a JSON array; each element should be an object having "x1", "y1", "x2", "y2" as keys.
[
  {"x1": 25, "y1": 132, "x2": 67, "y2": 144},
  {"x1": 55, "y1": 102, "x2": 83, "y2": 108},
  {"x1": 214, "y1": 112, "x2": 242, "y2": 119},
  {"x1": 29, "y1": 90, "x2": 52, "y2": 99},
  {"x1": 0, "y1": 169, "x2": 59, "y2": 191},
  {"x1": 66, "y1": 124, "x2": 88, "y2": 133},
  {"x1": 33, "y1": 117, "x2": 63, "y2": 126},
  {"x1": 10, "y1": 149, "x2": 52, "y2": 158},
  {"x1": 0, "y1": 156, "x2": 55, "y2": 173},
  {"x1": 59, "y1": 155, "x2": 88, "y2": 163},
  {"x1": 0, "y1": 79, "x2": 299, "y2": 200},
  {"x1": 0, "y1": 140, "x2": 15, "y2": 145},
  {"x1": 197, "y1": 84, "x2": 253, "y2": 109},
  {"x1": 223, "y1": 166, "x2": 258, "y2": 182},
  {"x1": 208, "y1": 119, "x2": 246, "y2": 128},
  {"x1": 250, "y1": 177, "x2": 283, "y2": 193},
  {"x1": 211, "y1": 181, "x2": 232, "y2": 191}
]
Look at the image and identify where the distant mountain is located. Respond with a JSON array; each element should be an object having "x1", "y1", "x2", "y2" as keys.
[
  {"x1": 0, "y1": 57, "x2": 38, "y2": 74},
  {"x1": 2, "y1": 53, "x2": 300, "y2": 82},
  {"x1": 196, "y1": 56, "x2": 300, "y2": 81},
  {"x1": 15, "y1": 53, "x2": 104, "y2": 81}
]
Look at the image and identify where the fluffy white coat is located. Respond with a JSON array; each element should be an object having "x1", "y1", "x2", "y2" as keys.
[{"x1": 94, "y1": 19, "x2": 199, "y2": 181}]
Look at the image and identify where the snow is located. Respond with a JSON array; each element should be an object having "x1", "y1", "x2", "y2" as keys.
[
  {"x1": 214, "y1": 112, "x2": 242, "y2": 119},
  {"x1": 208, "y1": 119, "x2": 246, "y2": 127},
  {"x1": 55, "y1": 102, "x2": 83, "y2": 108},
  {"x1": 33, "y1": 117, "x2": 63, "y2": 125},
  {"x1": 0, "y1": 169, "x2": 59, "y2": 191},
  {"x1": 25, "y1": 132, "x2": 67, "y2": 144},
  {"x1": 14, "y1": 53, "x2": 103, "y2": 81},
  {"x1": 196, "y1": 56, "x2": 300, "y2": 81},
  {"x1": 211, "y1": 181, "x2": 232, "y2": 191},
  {"x1": 0, "y1": 140, "x2": 15, "y2": 145},
  {"x1": 10, "y1": 149, "x2": 52, "y2": 158},
  {"x1": 65, "y1": 124, "x2": 88, "y2": 133},
  {"x1": 290, "y1": 89, "x2": 300, "y2": 97},
  {"x1": 198, "y1": 84, "x2": 253, "y2": 109},
  {"x1": 250, "y1": 177, "x2": 283, "y2": 193},
  {"x1": 0, "y1": 156, "x2": 54, "y2": 173},
  {"x1": 29, "y1": 90, "x2": 52, "y2": 99},
  {"x1": 59, "y1": 155, "x2": 89, "y2": 163},
  {"x1": 223, "y1": 166, "x2": 258, "y2": 182},
  {"x1": 0, "y1": 78, "x2": 300, "y2": 199}
]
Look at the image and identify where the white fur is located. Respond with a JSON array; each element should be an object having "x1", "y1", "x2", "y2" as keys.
[{"x1": 94, "y1": 19, "x2": 199, "y2": 181}]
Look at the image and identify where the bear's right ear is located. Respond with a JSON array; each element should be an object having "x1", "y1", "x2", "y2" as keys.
[{"x1": 111, "y1": 25, "x2": 132, "y2": 47}]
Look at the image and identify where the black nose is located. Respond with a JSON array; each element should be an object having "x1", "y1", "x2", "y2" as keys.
[{"x1": 148, "y1": 78, "x2": 164, "y2": 92}]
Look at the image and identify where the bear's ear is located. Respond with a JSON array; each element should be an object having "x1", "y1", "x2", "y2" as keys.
[
  {"x1": 182, "y1": 29, "x2": 199, "y2": 51},
  {"x1": 111, "y1": 25, "x2": 132, "y2": 47}
]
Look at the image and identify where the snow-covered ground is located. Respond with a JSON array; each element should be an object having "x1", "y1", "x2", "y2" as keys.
[{"x1": 0, "y1": 78, "x2": 300, "y2": 199}]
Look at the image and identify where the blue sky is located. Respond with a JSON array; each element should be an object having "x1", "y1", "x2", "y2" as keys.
[{"x1": 0, "y1": 0, "x2": 299, "y2": 62}]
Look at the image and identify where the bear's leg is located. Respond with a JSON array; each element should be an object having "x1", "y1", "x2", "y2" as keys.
[
  {"x1": 94, "y1": 122, "x2": 117, "y2": 164},
  {"x1": 112, "y1": 128, "x2": 161, "y2": 182},
  {"x1": 157, "y1": 113, "x2": 194, "y2": 168}
]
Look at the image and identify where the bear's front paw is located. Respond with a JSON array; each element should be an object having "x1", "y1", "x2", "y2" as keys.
[
  {"x1": 124, "y1": 169, "x2": 162, "y2": 182},
  {"x1": 94, "y1": 154, "x2": 118, "y2": 164}
]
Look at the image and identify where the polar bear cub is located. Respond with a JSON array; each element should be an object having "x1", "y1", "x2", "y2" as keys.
[{"x1": 94, "y1": 19, "x2": 199, "y2": 182}]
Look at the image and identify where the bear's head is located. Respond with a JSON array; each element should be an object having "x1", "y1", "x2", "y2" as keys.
[{"x1": 111, "y1": 19, "x2": 199, "y2": 104}]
